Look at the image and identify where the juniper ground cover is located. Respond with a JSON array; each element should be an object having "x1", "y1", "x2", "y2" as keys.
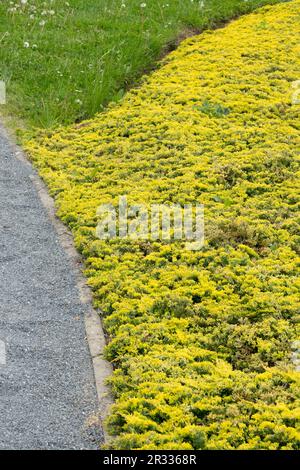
[{"x1": 25, "y1": 1, "x2": 300, "y2": 449}]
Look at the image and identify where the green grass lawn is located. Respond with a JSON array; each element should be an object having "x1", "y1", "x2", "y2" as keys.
[{"x1": 0, "y1": 0, "x2": 285, "y2": 128}]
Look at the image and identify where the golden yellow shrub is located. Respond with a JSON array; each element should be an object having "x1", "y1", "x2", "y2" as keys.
[{"x1": 25, "y1": 0, "x2": 300, "y2": 449}]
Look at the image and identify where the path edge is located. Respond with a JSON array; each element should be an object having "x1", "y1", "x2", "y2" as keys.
[{"x1": 0, "y1": 122, "x2": 114, "y2": 446}]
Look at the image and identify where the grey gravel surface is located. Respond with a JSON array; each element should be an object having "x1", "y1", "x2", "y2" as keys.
[{"x1": 0, "y1": 125, "x2": 102, "y2": 449}]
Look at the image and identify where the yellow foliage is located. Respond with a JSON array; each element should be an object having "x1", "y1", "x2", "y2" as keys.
[{"x1": 25, "y1": 1, "x2": 300, "y2": 449}]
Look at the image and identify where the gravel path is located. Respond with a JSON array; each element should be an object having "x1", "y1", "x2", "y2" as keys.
[{"x1": 0, "y1": 125, "x2": 102, "y2": 449}]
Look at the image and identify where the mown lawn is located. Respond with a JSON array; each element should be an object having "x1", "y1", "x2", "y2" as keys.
[{"x1": 0, "y1": 0, "x2": 285, "y2": 128}]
